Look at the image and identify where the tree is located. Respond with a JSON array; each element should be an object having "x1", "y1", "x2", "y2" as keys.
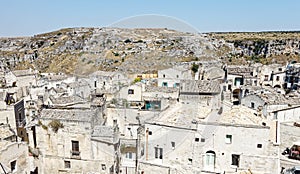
[{"x1": 191, "y1": 63, "x2": 199, "y2": 73}]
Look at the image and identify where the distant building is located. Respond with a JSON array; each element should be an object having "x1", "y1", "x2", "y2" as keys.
[
  {"x1": 157, "y1": 67, "x2": 192, "y2": 88},
  {"x1": 284, "y1": 62, "x2": 300, "y2": 90}
]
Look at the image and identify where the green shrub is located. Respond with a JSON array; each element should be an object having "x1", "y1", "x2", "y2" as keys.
[
  {"x1": 191, "y1": 63, "x2": 199, "y2": 73},
  {"x1": 48, "y1": 120, "x2": 64, "y2": 133}
]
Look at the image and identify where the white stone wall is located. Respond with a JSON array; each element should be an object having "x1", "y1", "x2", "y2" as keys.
[
  {"x1": 196, "y1": 123, "x2": 278, "y2": 173},
  {"x1": 36, "y1": 119, "x2": 116, "y2": 174},
  {"x1": 0, "y1": 142, "x2": 30, "y2": 173},
  {"x1": 273, "y1": 107, "x2": 300, "y2": 122},
  {"x1": 0, "y1": 108, "x2": 16, "y2": 130},
  {"x1": 141, "y1": 123, "x2": 278, "y2": 173},
  {"x1": 157, "y1": 68, "x2": 192, "y2": 88},
  {"x1": 241, "y1": 94, "x2": 265, "y2": 110},
  {"x1": 119, "y1": 84, "x2": 143, "y2": 102}
]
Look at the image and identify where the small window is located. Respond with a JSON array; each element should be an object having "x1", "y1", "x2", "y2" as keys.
[
  {"x1": 231, "y1": 154, "x2": 240, "y2": 167},
  {"x1": 225, "y1": 135, "x2": 232, "y2": 144},
  {"x1": 188, "y1": 158, "x2": 192, "y2": 165},
  {"x1": 264, "y1": 75, "x2": 269, "y2": 81},
  {"x1": 251, "y1": 102, "x2": 255, "y2": 108},
  {"x1": 171, "y1": 142, "x2": 175, "y2": 149},
  {"x1": 257, "y1": 144, "x2": 262, "y2": 148},
  {"x1": 201, "y1": 138, "x2": 205, "y2": 142},
  {"x1": 228, "y1": 84, "x2": 232, "y2": 91},
  {"x1": 101, "y1": 164, "x2": 106, "y2": 170},
  {"x1": 71, "y1": 140, "x2": 80, "y2": 156},
  {"x1": 128, "y1": 89, "x2": 134, "y2": 94},
  {"x1": 148, "y1": 131, "x2": 152, "y2": 135},
  {"x1": 276, "y1": 76, "x2": 280, "y2": 81},
  {"x1": 126, "y1": 152, "x2": 133, "y2": 159},
  {"x1": 278, "y1": 68, "x2": 282, "y2": 71},
  {"x1": 176, "y1": 75, "x2": 179, "y2": 78},
  {"x1": 154, "y1": 147, "x2": 163, "y2": 159},
  {"x1": 10, "y1": 160, "x2": 16, "y2": 172},
  {"x1": 94, "y1": 81, "x2": 97, "y2": 88},
  {"x1": 195, "y1": 138, "x2": 199, "y2": 142},
  {"x1": 163, "y1": 74, "x2": 165, "y2": 78},
  {"x1": 64, "y1": 161, "x2": 71, "y2": 168},
  {"x1": 162, "y1": 82, "x2": 168, "y2": 87}
]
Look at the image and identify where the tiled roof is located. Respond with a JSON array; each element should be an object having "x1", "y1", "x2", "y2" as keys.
[
  {"x1": 40, "y1": 108, "x2": 97, "y2": 122},
  {"x1": 180, "y1": 80, "x2": 220, "y2": 94}
]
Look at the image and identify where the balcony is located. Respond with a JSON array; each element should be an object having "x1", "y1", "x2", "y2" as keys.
[{"x1": 70, "y1": 151, "x2": 81, "y2": 159}]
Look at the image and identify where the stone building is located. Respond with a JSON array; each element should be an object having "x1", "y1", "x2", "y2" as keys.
[
  {"x1": 35, "y1": 106, "x2": 119, "y2": 174},
  {"x1": 157, "y1": 66, "x2": 192, "y2": 88},
  {"x1": 0, "y1": 124, "x2": 31, "y2": 173},
  {"x1": 90, "y1": 71, "x2": 129, "y2": 93},
  {"x1": 180, "y1": 79, "x2": 221, "y2": 110},
  {"x1": 138, "y1": 110, "x2": 278, "y2": 174}
]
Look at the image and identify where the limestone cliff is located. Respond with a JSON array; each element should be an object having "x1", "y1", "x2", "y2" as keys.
[{"x1": 0, "y1": 28, "x2": 300, "y2": 74}]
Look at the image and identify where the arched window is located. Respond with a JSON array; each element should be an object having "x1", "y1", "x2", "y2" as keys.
[{"x1": 203, "y1": 150, "x2": 215, "y2": 171}]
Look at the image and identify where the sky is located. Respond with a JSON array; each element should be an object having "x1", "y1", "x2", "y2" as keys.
[{"x1": 1, "y1": 0, "x2": 300, "y2": 37}]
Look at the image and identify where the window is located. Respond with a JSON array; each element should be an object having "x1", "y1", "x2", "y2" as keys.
[
  {"x1": 278, "y1": 68, "x2": 282, "y2": 71},
  {"x1": 126, "y1": 152, "x2": 133, "y2": 159},
  {"x1": 162, "y1": 82, "x2": 168, "y2": 87},
  {"x1": 174, "y1": 83, "x2": 180, "y2": 87},
  {"x1": 171, "y1": 142, "x2": 175, "y2": 149},
  {"x1": 155, "y1": 147, "x2": 163, "y2": 159},
  {"x1": 201, "y1": 138, "x2": 206, "y2": 142},
  {"x1": 94, "y1": 81, "x2": 97, "y2": 88},
  {"x1": 195, "y1": 138, "x2": 199, "y2": 142},
  {"x1": 10, "y1": 160, "x2": 16, "y2": 172},
  {"x1": 148, "y1": 131, "x2": 152, "y2": 135},
  {"x1": 231, "y1": 154, "x2": 240, "y2": 167},
  {"x1": 71, "y1": 140, "x2": 80, "y2": 156},
  {"x1": 188, "y1": 158, "x2": 193, "y2": 165},
  {"x1": 228, "y1": 84, "x2": 232, "y2": 91},
  {"x1": 204, "y1": 151, "x2": 215, "y2": 170},
  {"x1": 276, "y1": 76, "x2": 280, "y2": 81},
  {"x1": 101, "y1": 164, "x2": 106, "y2": 170},
  {"x1": 163, "y1": 74, "x2": 165, "y2": 78},
  {"x1": 128, "y1": 89, "x2": 134, "y2": 94},
  {"x1": 64, "y1": 161, "x2": 71, "y2": 168},
  {"x1": 251, "y1": 102, "x2": 255, "y2": 108},
  {"x1": 176, "y1": 75, "x2": 179, "y2": 78},
  {"x1": 257, "y1": 144, "x2": 262, "y2": 148},
  {"x1": 225, "y1": 135, "x2": 232, "y2": 144},
  {"x1": 264, "y1": 75, "x2": 269, "y2": 81}
]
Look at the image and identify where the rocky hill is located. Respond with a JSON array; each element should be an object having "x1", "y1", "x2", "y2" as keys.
[
  {"x1": 209, "y1": 31, "x2": 300, "y2": 64},
  {"x1": 0, "y1": 28, "x2": 300, "y2": 74},
  {"x1": 0, "y1": 28, "x2": 224, "y2": 75}
]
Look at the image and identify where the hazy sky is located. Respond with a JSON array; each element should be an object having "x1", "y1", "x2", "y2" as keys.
[{"x1": 1, "y1": 0, "x2": 300, "y2": 36}]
